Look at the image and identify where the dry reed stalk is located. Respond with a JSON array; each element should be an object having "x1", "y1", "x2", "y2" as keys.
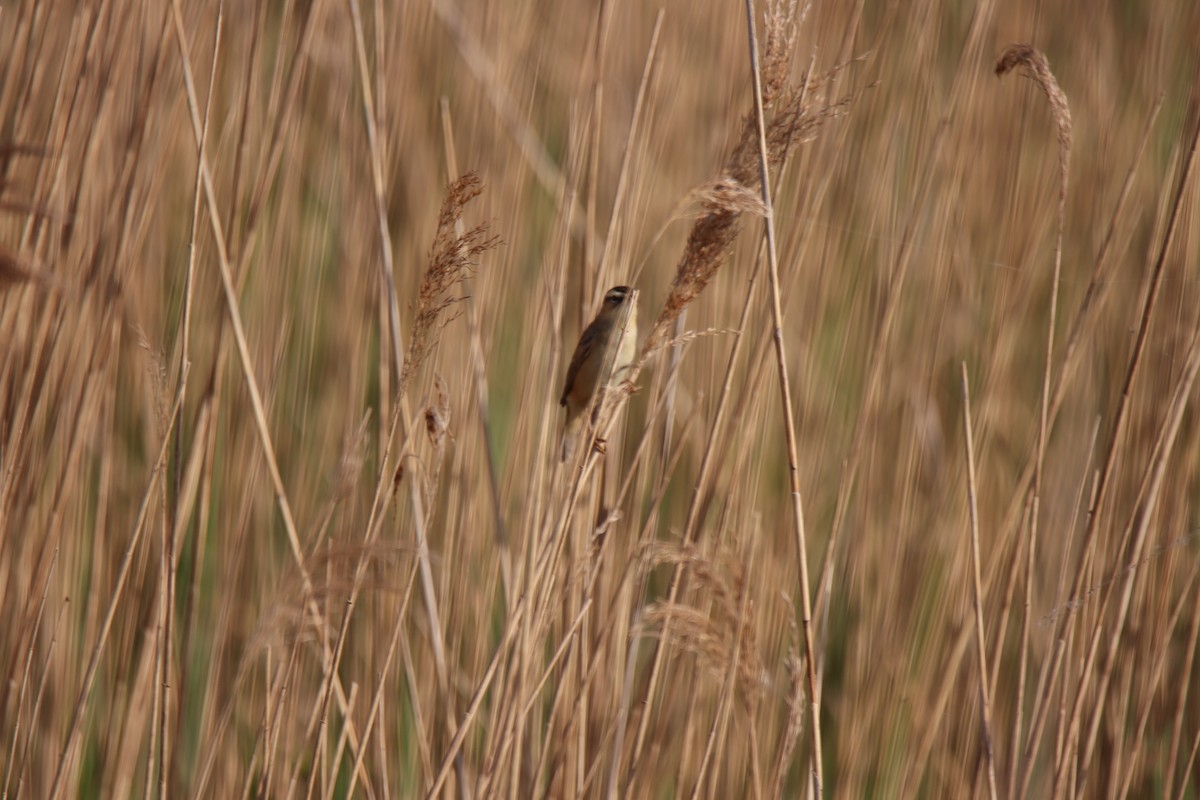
[
  {"x1": 1164, "y1": 575, "x2": 1200, "y2": 797},
  {"x1": 154, "y1": 26, "x2": 307, "y2": 782},
  {"x1": 738, "y1": 1, "x2": 823, "y2": 793},
  {"x1": 468, "y1": 326, "x2": 691, "y2": 796},
  {"x1": 0, "y1": 545, "x2": 58, "y2": 799},
  {"x1": 811, "y1": 22, "x2": 999, "y2": 778},
  {"x1": 544, "y1": 21, "x2": 668, "y2": 779},
  {"x1": 322, "y1": 165, "x2": 496, "y2": 799},
  {"x1": 959, "y1": 363, "x2": 998, "y2": 800},
  {"x1": 919, "y1": 87, "x2": 1156, "y2": 800},
  {"x1": 157, "y1": 9, "x2": 225, "y2": 797},
  {"x1": 322, "y1": 682, "x2": 359, "y2": 800},
  {"x1": 993, "y1": 44, "x2": 1072, "y2": 797},
  {"x1": 167, "y1": 6, "x2": 384, "y2": 794},
  {"x1": 873, "y1": 28, "x2": 1147, "y2": 799},
  {"x1": 466, "y1": 107, "x2": 591, "y2": 796},
  {"x1": 47, "y1": 389, "x2": 185, "y2": 798},
  {"x1": 1019, "y1": 94, "x2": 1200, "y2": 799},
  {"x1": 1072, "y1": 327, "x2": 1200, "y2": 791},
  {"x1": 439, "y1": 98, "x2": 511, "y2": 601},
  {"x1": 166, "y1": 8, "x2": 223, "y2": 793},
  {"x1": 624, "y1": 4, "x2": 857, "y2": 790},
  {"x1": 612, "y1": 165, "x2": 772, "y2": 795},
  {"x1": 5, "y1": 1, "x2": 1200, "y2": 797},
  {"x1": 10, "y1": 601, "x2": 69, "y2": 799},
  {"x1": 1179, "y1": 729, "x2": 1200, "y2": 800},
  {"x1": 579, "y1": 45, "x2": 668, "y2": 745},
  {"x1": 1116, "y1": 559, "x2": 1200, "y2": 798},
  {"x1": 172, "y1": 6, "x2": 327, "y2": 699}
]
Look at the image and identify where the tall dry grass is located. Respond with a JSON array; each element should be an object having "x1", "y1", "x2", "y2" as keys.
[{"x1": 2, "y1": 0, "x2": 1200, "y2": 797}]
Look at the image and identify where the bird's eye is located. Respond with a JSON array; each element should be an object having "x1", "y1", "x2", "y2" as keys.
[{"x1": 604, "y1": 286, "x2": 630, "y2": 306}]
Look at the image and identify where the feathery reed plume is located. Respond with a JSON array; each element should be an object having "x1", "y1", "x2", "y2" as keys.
[
  {"x1": 400, "y1": 171, "x2": 499, "y2": 394},
  {"x1": 771, "y1": 602, "x2": 807, "y2": 797},
  {"x1": 640, "y1": 542, "x2": 764, "y2": 703},
  {"x1": 640, "y1": 1, "x2": 855, "y2": 357},
  {"x1": 995, "y1": 44, "x2": 1073, "y2": 196}
]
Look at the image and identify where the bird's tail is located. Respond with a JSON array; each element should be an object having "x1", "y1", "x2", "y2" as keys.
[{"x1": 560, "y1": 413, "x2": 584, "y2": 462}]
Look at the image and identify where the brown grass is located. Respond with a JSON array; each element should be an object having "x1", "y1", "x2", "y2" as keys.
[{"x1": 2, "y1": 1, "x2": 1200, "y2": 798}]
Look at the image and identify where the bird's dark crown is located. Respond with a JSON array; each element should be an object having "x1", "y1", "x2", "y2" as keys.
[{"x1": 604, "y1": 285, "x2": 632, "y2": 305}]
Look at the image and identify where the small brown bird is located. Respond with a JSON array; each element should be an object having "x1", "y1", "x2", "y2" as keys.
[{"x1": 559, "y1": 285, "x2": 638, "y2": 461}]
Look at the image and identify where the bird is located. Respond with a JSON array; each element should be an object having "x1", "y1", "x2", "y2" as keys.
[{"x1": 559, "y1": 285, "x2": 638, "y2": 461}]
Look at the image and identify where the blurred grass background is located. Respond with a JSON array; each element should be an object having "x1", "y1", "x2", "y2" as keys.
[{"x1": 2, "y1": 0, "x2": 1200, "y2": 797}]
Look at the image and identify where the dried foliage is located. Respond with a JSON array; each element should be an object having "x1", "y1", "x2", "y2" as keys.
[
  {"x1": 996, "y1": 43, "x2": 1073, "y2": 202},
  {"x1": 771, "y1": 605, "x2": 807, "y2": 797},
  {"x1": 2, "y1": 1, "x2": 1198, "y2": 798},
  {"x1": 400, "y1": 171, "x2": 499, "y2": 394},
  {"x1": 640, "y1": 542, "x2": 765, "y2": 707},
  {"x1": 642, "y1": 2, "x2": 856, "y2": 356},
  {"x1": 995, "y1": 44, "x2": 1073, "y2": 158}
]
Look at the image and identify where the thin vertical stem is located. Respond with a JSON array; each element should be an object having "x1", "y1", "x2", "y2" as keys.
[
  {"x1": 742, "y1": 1, "x2": 822, "y2": 794},
  {"x1": 961, "y1": 363, "x2": 999, "y2": 800}
]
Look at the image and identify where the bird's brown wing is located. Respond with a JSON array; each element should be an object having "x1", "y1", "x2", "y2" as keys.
[{"x1": 560, "y1": 318, "x2": 602, "y2": 407}]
